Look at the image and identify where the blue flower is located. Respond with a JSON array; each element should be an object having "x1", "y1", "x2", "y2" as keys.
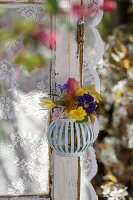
[
  {"x1": 57, "y1": 84, "x2": 70, "y2": 91},
  {"x1": 78, "y1": 94, "x2": 96, "y2": 115}
]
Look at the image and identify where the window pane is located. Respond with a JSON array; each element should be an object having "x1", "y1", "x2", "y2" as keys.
[{"x1": 0, "y1": 6, "x2": 50, "y2": 195}]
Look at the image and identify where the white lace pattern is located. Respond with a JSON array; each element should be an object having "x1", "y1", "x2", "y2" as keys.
[{"x1": 0, "y1": 5, "x2": 50, "y2": 196}]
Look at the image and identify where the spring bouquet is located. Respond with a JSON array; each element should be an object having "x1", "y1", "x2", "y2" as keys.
[
  {"x1": 40, "y1": 78, "x2": 101, "y2": 156},
  {"x1": 40, "y1": 78, "x2": 101, "y2": 125}
]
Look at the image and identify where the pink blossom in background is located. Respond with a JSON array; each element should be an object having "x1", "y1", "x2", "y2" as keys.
[
  {"x1": 37, "y1": 29, "x2": 60, "y2": 50},
  {"x1": 52, "y1": 107, "x2": 65, "y2": 122},
  {"x1": 100, "y1": 0, "x2": 117, "y2": 12},
  {"x1": 72, "y1": 2, "x2": 97, "y2": 18}
]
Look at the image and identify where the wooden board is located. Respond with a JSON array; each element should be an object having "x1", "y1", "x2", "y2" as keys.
[
  {"x1": 54, "y1": 156, "x2": 80, "y2": 200},
  {"x1": 51, "y1": 1, "x2": 81, "y2": 199},
  {"x1": 0, "y1": 0, "x2": 42, "y2": 4}
]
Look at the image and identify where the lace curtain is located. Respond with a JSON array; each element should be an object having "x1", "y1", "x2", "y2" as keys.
[
  {"x1": 81, "y1": 0, "x2": 103, "y2": 199},
  {"x1": 0, "y1": 5, "x2": 50, "y2": 196}
]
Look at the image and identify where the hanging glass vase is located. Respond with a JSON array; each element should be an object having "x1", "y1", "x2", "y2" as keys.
[{"x1": 46, "y1": 118, "x2": 94, "y2": 157}]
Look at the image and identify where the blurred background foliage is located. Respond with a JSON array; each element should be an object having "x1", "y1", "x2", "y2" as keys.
[
  {"x1": 93, "y1": 1, "x2": 133, "y2": 199},
  {"x1": 0, "y1": 0, "x2": 74, "y2": 73}
]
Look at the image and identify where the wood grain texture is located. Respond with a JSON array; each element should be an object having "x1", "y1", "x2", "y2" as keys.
[
  {"x1": 0, "y1": 0, "x2": 42, "y2": 4},
  {"x1": 53, "y1": 29, "x2": 80, "y2": 198},
  {"x1": 53, "y1": 1, "x2": 81, "y2": 199},
  {"x1": 54, "y1": 155, "x2": 79, "y2": 200}
]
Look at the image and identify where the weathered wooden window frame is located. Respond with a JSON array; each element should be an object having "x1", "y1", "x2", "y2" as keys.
[
  {"x1": 0, "y1": 0, "x2": 104, "y2": 199},
  {"x1": 0, "y1": 0, "x2": 81, "y2": 199}
]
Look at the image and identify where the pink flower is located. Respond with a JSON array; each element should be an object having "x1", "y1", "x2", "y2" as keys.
[
  {"x1": 52, "y1": 107, "x2": 65, "y2": 122},
  {"x1": 37, "y1": 29, "x2": 57, "y2": 50},
  {"x1": 72, "y1": 2, "x2": 97, "y2": 18},
  {"x1": 67, "y1": 78, "x2": 79, "y2": 97},
  {"x1": 100, "y1": 1, "x2": 117, "y2": 13}
]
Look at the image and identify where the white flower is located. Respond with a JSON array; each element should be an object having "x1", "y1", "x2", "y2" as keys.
[
  {"x1": 127, "y1": 67, "x2": 133, "y2": 80},
  {"x1": 40, "y1": 97, "x2": 56, "y2": 110},
  {"x1": 99, "y1": 148, "x2": 118, "y2": 166},
  {"x1": 101, "y1": 185, "x2": 111, "y2": 196},
  {"x1": 109, "y1": 188, "x2": 121, "y2": 200},
  {"x1": 112, "y1": 80, "x2": 127, "y2": 93},
  {"x1": 112, "y1": 107, "x2": 127, "y2": 126},
  {"x1": 127, "y1": 123, "x2": 133, "y2": 149},
  {"x1": 99, "y1": 115, "x2": 109, "y2": 131},
  {"x1": 109, "y1": 187, "x2": 128, "y2": 200},
  {"x1": 101, "y1": 184, "x2": 128, "y2": 200},
  {"x1": 118, "y1": 188, "x2": 128, "y2": 198},
  {"x1": 111, "y1": 53, "x2": 120, "y2": 62},
  {"x1": 97, "y1": 137, "x2": 120, "y2": 166},
  {"x1": 104, "y1": 137, "x2": 120, "y2": 147}
]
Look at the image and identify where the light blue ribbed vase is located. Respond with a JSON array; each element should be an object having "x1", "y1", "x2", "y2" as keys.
[{"x1": 46, "y1": 118, "x2": 94, "y2": 157}]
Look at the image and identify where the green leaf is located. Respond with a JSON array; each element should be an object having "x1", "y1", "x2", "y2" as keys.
[
  {"x1": 0, "y1": 8, "x2": 5, "y2": 16},
  {"x1": 55, "y1": 100, "x2": 65, "y2": 106},
  {"x1": 14, "y1": 19, "x2": 35, "y2": 33},
  {"x1": 76, "y1": 115, "x2": 88, "y2": 124},
  {"x1": 14, "y1": 54, "x2": 45, "y2": 72},
  {"x1": 48, "y1": 93, "x2": 61, "y2": 98},
  {"x1": 44, "y1": 0, "x2": 59, "y2": 15},
  {"x1": 23, "y1": 35, "x2": 39, "y2": 49},
  {"x1": 109, "y1": 57, "x2": 120, "y2": 67},
  {"x1": 0, "y1": 29, "x2": 16, "y2": 41}
]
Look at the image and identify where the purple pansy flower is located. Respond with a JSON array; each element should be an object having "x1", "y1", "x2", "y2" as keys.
[
  {"x1": 57, "y1": 84, "x2": 70, "y2": 91},
  {"x1": 78, "y1": 94, "x2": 96, "y2": 115}
]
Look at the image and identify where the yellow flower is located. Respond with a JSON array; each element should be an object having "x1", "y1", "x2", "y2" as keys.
[
  {"x1": 70, "y1": 106, "x2": 87, "y2": 120},
  {"x1": 88, "y1": 89, "x2": 102, "y2": 103},
  {"x1": 75, "y1": 86, "x2": 101, "y2": 103},
  {"x1": 75, "y1": 87, "x2": 89, "y2": 96},
  {"x1": 116, "y1": 91, "x2": 121, "y2": 99},
  {"x1": 123, "y1": 59, "x2": 131, "y2": 69},
  {"x1": 40, "y1": 97, "x2": 56, "y2": 110},
  {"x1": 107, "y1": 173, "x2": 118, "y2": 183}
]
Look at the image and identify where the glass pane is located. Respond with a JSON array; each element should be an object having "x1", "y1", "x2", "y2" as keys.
[{"x1": 0, "y1": 6, "x2": 50, "y2": 195}]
